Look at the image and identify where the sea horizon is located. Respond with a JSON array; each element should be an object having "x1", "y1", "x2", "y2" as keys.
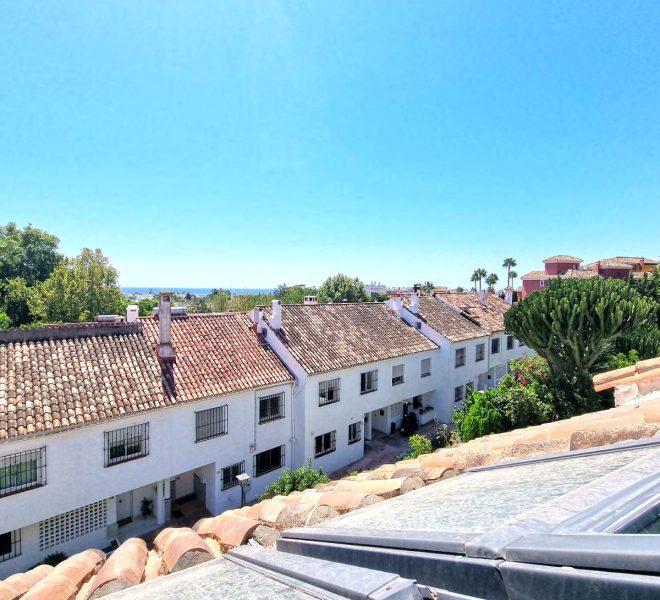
[{"x1": 121, "y1": 287, "x2": 275, "y2": 297}]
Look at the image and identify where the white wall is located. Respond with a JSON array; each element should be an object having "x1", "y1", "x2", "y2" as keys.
[
  {"x1": 301, "y1": 350, "x2": 437, "y2": 474},
  {"x1": 0, "y1": 381, "x2": 293, "y2": 577}
]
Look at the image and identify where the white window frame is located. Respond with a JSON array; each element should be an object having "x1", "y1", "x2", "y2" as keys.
[
  {"x1": 314, "y1": 431, "x2": 337, "y2": 457},
  {"x1": 360, "y1": 370, "x2": 378, "y2": 394},
  {"x1": 476, "y1": 343, "x2": 485, "y2": 362},
  {"x1": 392, "y1": 364, "x2": 404, "y2": 386},
  {"x1": 455, "y1": 348, "x2": 466, "y2": 368},
  {"x1": 421, "y1": 358, "x2": 431, "y2": 378},
  {"x1": 0, "y1": 447, "x2": 46, "y2": 498},
  {"x1": 454, "y1": 385, "x2": 464, "y2": 403},
  {"x1": 348, "y1": 422, "x2": 362, "y2": 445}
]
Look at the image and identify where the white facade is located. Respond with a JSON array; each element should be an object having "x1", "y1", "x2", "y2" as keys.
[{"x1": 0, "y1": 382, "x2": 293, "y2": 577}]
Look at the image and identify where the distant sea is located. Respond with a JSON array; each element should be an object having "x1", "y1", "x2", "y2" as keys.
[{"x1": 121, "y1": 287, "x2": 274, "y2": 297}]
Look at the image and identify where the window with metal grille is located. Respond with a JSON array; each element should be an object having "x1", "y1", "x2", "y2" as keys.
[
  {"x1": 39, "y1": 500, "x2": 107, "y2": 551},
  {"x1": 319, "y1": 378, "x2": 340, "y2": 406},
  {"x1": 0, "y1": 447, "x2": 46, "y2": 498},
  {"x1": 254, "y1": 445, "x2": 285, "y2": 477},
  {"x1": 221, "y1": 461, "x2": 245, "y2": 490},
  {"x1": 315, "y1": 431, "x2": 336, "y2": 457},
  {"x1": 360, "y1": 370, "x2": 378, "y2": 394},
  {"x1": 454, "y1": 385, "x2": 464, "y2": 403},
  {"x1": 0, "y1": 530, "x2": 21, "y2": 562},
  {"x1": 455, "y1": 348, "x2": 466, "y2": 367},
  {"x1": 507, "y1": 335, "x2": 514, "y2": 350},
  {"x1": 194, "y1": 406, "x2": 228, "y2": 442},
  {"x1": 476, "y1": 343, "x2": 485, "y2": 362},
  {"x1": 348, "y1": 422, "x2": 362, "y2": 445},
  {"x1": 392, "y1": 364, "x2": 404, "y2": 385},
  {"x1": 421, "y1": 358, "x2": 431, "y2": 377},
  {"x1": 259, "y1": 393, "x2": 284, "y2": 424},
  {"x1": 491, "y1": 338, "x2": 500, "y2": 354},
  {"x1": 104, "y1": 423, "x2": 149, "y2": 467}
]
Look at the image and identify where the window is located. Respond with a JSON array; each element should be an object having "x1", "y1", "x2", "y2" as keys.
[
  {"x1": 221, "y1": 461, "x2": 245, "y2": 491},
  {"x1": 507, "y1": 335, "x2": 514, "y2": 350},
  {"x1": 259, "y1": 393, "x2": 284, "y2": 424},
  {"x1": 104, "y1": 423, "x2": 149, "y2": 467},
  {"x1": 0, "y1": 447, "x2": 46, "y2": 498},
  {"x1": 421, "y1": 358, "x2": 431, "y2": 378},
  {"x1": 360, "y1": 370, "x2": 378, "y2": 394},
  {"x1": 540, "y1": 279, "x2": 546, "y2": 288},
  {"x1": 491, "y1": 338, "x2": 500, "y2": 354},
  {"x1": 39, "y1": 501, "x2": 107, "y2": 551},
  {"x1": 195, "y1": 405, "x2": 228, "y2": 441},
  {"x1": 315, "y1": 431, "x2": 336, "y2": 457},
  {"x1": 454, "y1": 385, "x2": 464, "y2": 403},
  {"x1": 319, "y1": 378, "x2": 341, "y2": 406},
  {"x1": 476, "y1": 343, "x2": 485, "y2": 362},
  {"x1": 392, "y1": 364, "x2": 404, "y2": 385},
  {"x1": 455, "y1": 348, "x2": 466, "y2": 368},
  {"x1": 348, "y1": 422, "x2": 362, "y2": 445},
  {"x1": 0, "y1": 530, "x2": 20, "y2": 562},
  {"x1": 254, "y1": 445, "x2": 285, "y2": 477}
]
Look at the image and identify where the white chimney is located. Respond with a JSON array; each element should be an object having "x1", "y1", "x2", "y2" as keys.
[
  {"x1": 126, "y1": 305, "x2": 139, "y2": 323},
  {"x1": 158, "y1": 291, "x2": 176, "y2": 361},
  {"x1": 504, "y1": 288, "x2": 514, "y2": 305},
  {"x1": 269, "y1": 299, "x2": 282, "y2": 330},
  {"x1": 410, "y1": 293, "x2": 420, "y2": 314},
  {"x1": 478, "y1": 289, "x2": 488, "y2": 306}
]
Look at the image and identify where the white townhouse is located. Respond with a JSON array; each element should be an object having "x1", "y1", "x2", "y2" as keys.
[
  {"x1": 0, "y1": 294, "x2": 294, "y2": 577},
  {"x1": 252, "y1": 302, "x2": 440, "y2": 475},
  {"x1": 392, "y1": 290, "x2": 534, "y2": 420}
]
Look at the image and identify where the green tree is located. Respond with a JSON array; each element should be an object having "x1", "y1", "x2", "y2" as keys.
[
  {"x1": 504, "y1": 277, "x2": 656, "y2": 386},
  {"x1": 261, "y1": 460, "x2": 330, "y2": 499},
  {"x1": 455, "y1": 390, "x2": 504, "y2": 442},
  {"x1": 318, "y1": 274, "x2": 369, "y2": 304},
  {"x1": 29, "y1": 248, "x2": 125, "y2": 323},
  {"x1": 421, "y1": 281, "x2": 435, "y2": 293},
  {"x1": 502, "y1": 257, "x2": 517, "y2": 287},
  {"x1": 0, "y1": 222, "x2": 62, "y2": 286},
  {"x1": 0, "y1": 313, "x2": 11, "y2": 330},
  {"x1": 201, "y1": 289, "x2": 232, "y2": 313},
  {"x1": 137, "y1": 298, "x2": 159, "y2": 317},
  {"x1": 485, "y1": 273, "x2": 499, "y2": 292},
  {"x1": 509, "y1": 271, "x2": 518, "y2": 288},
  {"x1": 471, "y1": 268, "x2": 487, "y2": 291},
  {"x1": 406, "y1": 434, "x2": 433, "y2": 459},
  {"x1": 1, "y1": 277, "x2": 32, "y2": 326},
  {"x1": 455, "y1": 286, "x2": 464, "y2": 293}
]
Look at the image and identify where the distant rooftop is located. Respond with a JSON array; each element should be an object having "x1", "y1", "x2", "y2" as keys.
[{"x1": 542, "y1": 255, "x2": 582, "y2": 264}]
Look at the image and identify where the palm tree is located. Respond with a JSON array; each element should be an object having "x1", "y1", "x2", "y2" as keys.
[
  {"x1": 477, "y1": 268, "x2": 487, "y2": 291},
  {"x1": 470, "y1": 270, "x2": 480, "y2": 291},
  {"x1": 509, "y1": 271, "x2": 518, "y2": 288},
  {"x1": 422, "y1": 281, "x2": 434, "y2": 293},
  {"x1": 485, "y1": 273, "x2": 499, "y2": 292},
  {"x1": 502, "y1": 258, "x2": 517, "y2": 287}
]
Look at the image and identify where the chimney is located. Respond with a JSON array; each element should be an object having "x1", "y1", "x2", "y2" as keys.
[
  {"x1": 409, "y1": 292, "x2": 420, "y2": 314},
  {"x1": 269, "y1": 299, "x2": 282, "y2": 330},
  {"x1": 126, "y1": 305, "x2": 139, "y2": 323},
  {"x1": 504, "y1": 288, "x2": 514, "y2": 305},
  {"x1": 478, "y1": 289, "x2": 487, "y2": 305},
  {"x1": 158, "y1": 291, "x2": 176, "y2": 361},
  {"x1": 595, "y1": 261, "x2": 601, "y2": 274}
]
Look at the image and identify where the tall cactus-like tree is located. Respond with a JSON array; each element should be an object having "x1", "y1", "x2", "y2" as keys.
[
  {"x1": 503, "y1": 257, "x2": 517, "y2": 287},
  {"x1": 504, "y1": 278, "x2": 656, "y2": 380}
]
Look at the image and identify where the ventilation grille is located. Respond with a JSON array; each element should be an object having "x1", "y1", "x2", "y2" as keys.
[{"x1": 39, "y1": 500, "x2": 108, "y2": 551}]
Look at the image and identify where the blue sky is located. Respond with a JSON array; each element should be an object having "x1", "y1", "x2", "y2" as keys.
[{"x1": 1, "y1": 1, "x2": 659, "y2": 289}]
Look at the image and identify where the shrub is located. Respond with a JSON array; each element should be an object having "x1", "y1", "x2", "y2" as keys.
[
  {"x1": 597, "y1": 349, "x2": 639, "y2": 372},
  {"x1": 406, "y1": 434, "x2": 433, "y2": 459},
  {"x1": 457, "y1": 390, "x2": 505, "y2": 442},
  {"x1": 431, "y1": 419, "x2": 451, "y2": 449},
  {"x1": 43, "y1": 552, "x2": 67, "y2": 567},
  {"x1": 493, "y1": 375, "x2": 554, "y2": 430},
  {"x1": 0, "y1": 313, "x2": 11, "y2": 330},
  {"x1": 261, "y1": 460, "x2": 329, "y2": 499}
]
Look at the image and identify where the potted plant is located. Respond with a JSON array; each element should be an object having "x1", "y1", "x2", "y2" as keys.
[{"x1": 140, "y1": 497, "x2": 153, "y2": 519}]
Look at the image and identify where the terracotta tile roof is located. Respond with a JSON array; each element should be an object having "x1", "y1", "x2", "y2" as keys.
[
  {"x1": 141, "y1": 313, "x2": 293, "y2": 401},
  {"x1": 586, "y1": 258, "x2": 633, "y2": 269},
  {"x1": 262, "y1": 303, "x2": 437, "y2": 375},
  {"x1": 542, "y1": 255, "x2": 582, "y2": 263},
  {"x1": 612, "y1": 256, "x2": 658, "y2": 266},
  {"x1": 521, "y1": 270, "x2": 554, "y2": 281},
  {"x1": 559, "y1": 269, "x2": 601, "y2": 279},
  {"x1": 0, "y1": 314, "x2": 293, "y2": 440},
  {"x1": 593, "y1": 357, "x2": 660, "y2": 392},
  {"x1": 0, "y1": 324, "x2": 168, "y2": 440},
  {"x1": 414, "y1": 297, "x2": 487, "y2": 342},
  {"x1": 434, "y1": 292, "x2": 510, "y2": 333},
  {"x1": 3, "y1": 397, "x2": 659, "y2": 597}
]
